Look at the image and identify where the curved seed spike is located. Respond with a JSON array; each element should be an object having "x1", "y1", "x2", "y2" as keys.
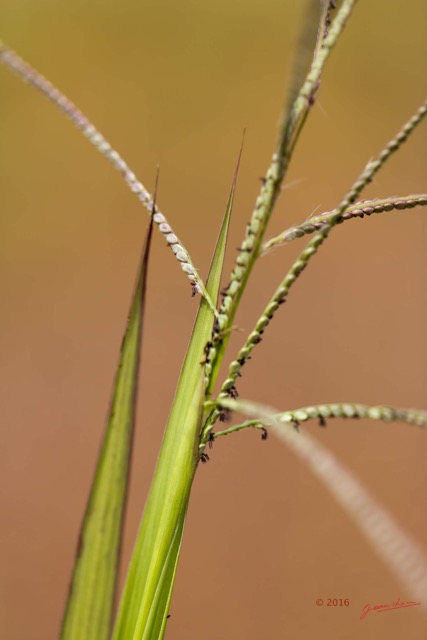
[
  {"x1": 210, "y1": 397, "x2": 427, "y2": 604},
  {"x1": 0, "y1": 40, "x2": 217, "y2": 314},
  {"x1": 262, "y1": 194, "x2": 427, "y2": 253},
  {"x1": 212, "y1": 400, "x2": 427, "y2": 439}
]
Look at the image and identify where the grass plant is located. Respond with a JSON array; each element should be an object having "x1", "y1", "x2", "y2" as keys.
[{"x1": 1, "y1": 1, "x2": 426, "y2": 638}]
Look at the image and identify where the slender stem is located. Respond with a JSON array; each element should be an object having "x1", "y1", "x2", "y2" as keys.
[
  {"x1": 214, "y1": 421, "x2": 264, "y2": 439},
  {"x1": 0, "y1": 40, "x2": 217, "y2": 314},
  {"x1": 262, "y1": 194, "x2": 427, "y2": 252}
]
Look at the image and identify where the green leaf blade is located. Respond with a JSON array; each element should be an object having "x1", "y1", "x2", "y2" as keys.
[
  {"x1": 112, "y1": 145, "x2": 240, "y2": 639},
  {"x1": 60, "y1": 217, "x2": 154, "y2": 640}
]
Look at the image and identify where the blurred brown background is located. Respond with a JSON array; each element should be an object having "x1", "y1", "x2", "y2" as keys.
[{"x1": 1, "y1": 1, "x2": 427, "y2": 638}]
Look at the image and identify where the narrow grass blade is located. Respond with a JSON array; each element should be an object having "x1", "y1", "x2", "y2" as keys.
[
  {"x1": 60, "y1": 214, "x2": 154, "y2": 640},
  {"x1": 112, "y1": 142, "x2": 239, "y2": 640},
  {"x1": 203, "y1": 131, "x2": 245, "y2": 395}
]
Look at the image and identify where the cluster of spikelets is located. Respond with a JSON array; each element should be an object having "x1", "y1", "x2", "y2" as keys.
[{"x1": 2, "y1": 2, "x2": 427, "y2": 639}]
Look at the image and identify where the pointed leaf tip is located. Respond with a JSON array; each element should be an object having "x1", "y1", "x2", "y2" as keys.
[
  {"x1": 205, "y1": 133, "x2": 246, "y2": 309},
  {"x1": 60, "y1": 197, "x2": 154, "y2": 640}
]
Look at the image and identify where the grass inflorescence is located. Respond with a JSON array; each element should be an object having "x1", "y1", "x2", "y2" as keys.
[{"x1": 1, "y1": 2, "x2": 426, "y2": 638}]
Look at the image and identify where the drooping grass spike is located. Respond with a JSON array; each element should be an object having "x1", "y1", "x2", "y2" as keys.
[{"x1": 0, "y1": 40, "x2": 217, "y2": 315}]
